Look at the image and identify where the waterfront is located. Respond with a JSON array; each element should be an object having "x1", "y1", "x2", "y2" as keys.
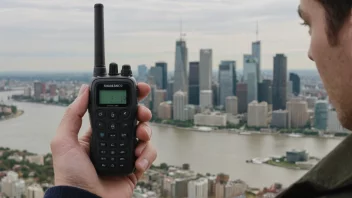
[{"x1": 0, "y1": 91, "x2": 344, "y2": 188}]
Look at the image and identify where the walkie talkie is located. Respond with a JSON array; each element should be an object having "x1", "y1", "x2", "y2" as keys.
[{"x1": 88, "y1": 3, "x2": 138, "y2": 176}]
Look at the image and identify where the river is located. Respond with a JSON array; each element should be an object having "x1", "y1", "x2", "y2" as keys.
[{"x1": 0, "y1": 90, "x2": 343, "y2": 188}]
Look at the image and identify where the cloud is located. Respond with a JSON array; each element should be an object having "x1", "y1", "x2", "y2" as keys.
[{"x1": 0, "y1": 0, "x2": 314, "y2": 72}]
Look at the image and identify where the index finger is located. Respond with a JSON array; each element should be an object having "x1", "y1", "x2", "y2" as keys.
[{"x1": 138, "y1": 82, "x2": 151, "y2": 101}]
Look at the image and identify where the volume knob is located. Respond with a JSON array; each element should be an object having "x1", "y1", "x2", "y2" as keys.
[
  {"x1": 109, "y1": 63, "x2": 118, "y2": 76},
  {"x1": 121, "y1": 65, "x2": 132, "y2": 77}
]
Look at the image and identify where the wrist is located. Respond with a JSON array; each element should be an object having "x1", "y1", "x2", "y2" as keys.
[
  {"x1": 45, "y1": 186, "x2": 101, "y2": 198},
  {"x1": 54, "y1": 176, "x2": 101, "y2": 197}
]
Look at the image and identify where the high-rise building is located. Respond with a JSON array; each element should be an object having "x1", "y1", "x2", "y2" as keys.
[
  {"x1": 174, "y1": 40, "x2": 188, "y2": 93},
  {"x1": 289, "y1": 73, "x2": 301, "y2": 96},
  {"x1": 167, "y1": 81, "x2": 174, "y2": 101},
  {"x1": 306, "y1": 96, "x2": 318, "y2": 109},
  {"x1": 226, "y1": 96, "x2": 238, "y2": 116},
  {"x1": 138, "y1": 65, "x2": 148, "y2": 82},
  {"x1": 219, "y1": 61, "x2": 235, "y2": 106},
  {"x1": 237, "y1": 83, "x2": 248, "y2": 114},
  {"x1": 287, "y1": 99, "x2": 309, "y2": 128},
  {"x1": 24, "y1": 86, "x2": 32, "y2": 97},
  {"x1": 212, "y1": 82, "x2": 220, "y2": 107},
  {"x1": 273, "y1": 54, "x2": 287, "y2": 111},
  {"x1": 258, "y1": 79, "x2": 272, "y2": 105},
  {"x1": 244, "y1": 55, "x2": 258, "y2": 104},
  {"x1": 173, "y1": 91, "x2": 188, "y2": 121},
  {"x1": 315, "y1": 101, "x2": 328, "y2": 130},
  {"x1": 199, "y1": 49, "x2": 212, "y2": 91},
  {"x1": 1, "y1": 171, "x2": 25, "y2": 198},
  {"x1": 233, "y1": 63, "x2": 237, "y2": 97},
  {"x1": 49, "y1": 84, "x2": 57, "y2": 97},
  {"x1": 26, "y1": 184, "x2": 44, "y2": 198},
  {"x1": 252, "y1": 41, "x2": 261, "y2": 83},
  {"x1": 153, "y1": 90, "x2": 167, "y2": 113},
  {"x1": 156, "y1": 62, "x2": 168, "y2": 90},
  {"x1": 188, "y1": 178, "x2": 209, "y2": 198},
  {"x1": 248, "y1": 101, "x2": 268, "y2": 127},
  {"x1": 271, "y1": 110, "x2": 289, "y2": 128},
  {"x1": 328, "y1": 109, "x2": 349, "y2": 133},
  {"x1": 287, "y1": 81, "x2": 293, "y2": 100},
  {"x1": 185, "y1": 105, "x2": 196, "y2": 121},
  {"x1": 158, "y1": 101, "x2": 172, "y2": 120},
  {"x1": 34, "y1": 81, "x2": 44, "y2": 100},
  {"x1": 149, "y1": 66, "x2": 163, "y2": 89},
  {"x1": 200, "y1": 90, "x2": 213, "y2": 110},
  {"x1": 189, "y1": 62, "x2": 200, "y2": 105}
]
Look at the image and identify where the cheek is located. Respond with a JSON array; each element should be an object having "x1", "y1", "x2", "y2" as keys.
[
  {"x1": 310, "y1": 31, "x2": 325, "y2": 63},
  {"x1": 309, "y1": 27, "x2": 332, "y2": 73}
]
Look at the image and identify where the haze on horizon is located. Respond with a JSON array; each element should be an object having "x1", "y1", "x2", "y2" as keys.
[{"x1": 0, "y1": 0, "x2": 314, "y2": 72}]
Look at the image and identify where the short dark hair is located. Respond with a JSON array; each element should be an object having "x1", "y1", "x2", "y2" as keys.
[{"x1": 318, "y1": 0, "x2": 352, "y2": 45}]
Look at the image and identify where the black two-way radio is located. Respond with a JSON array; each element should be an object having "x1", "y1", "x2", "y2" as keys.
[{"x1": 88, "y1": 3, "x2": 138, "y2": 176}]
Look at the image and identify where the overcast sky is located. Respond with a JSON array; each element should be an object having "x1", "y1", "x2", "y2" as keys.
[{"x1": 0, "y1": 0, "x2": 314, "y2": 72}]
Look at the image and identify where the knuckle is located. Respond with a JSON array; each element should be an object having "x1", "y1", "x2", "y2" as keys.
[{"x1": 50, "y1": 137, "x2": 61, "y2": 152}]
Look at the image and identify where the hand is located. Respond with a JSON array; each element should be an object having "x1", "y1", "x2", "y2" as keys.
[{"x1": 50, "y1": 83, "x2": 157, "y2": 198}]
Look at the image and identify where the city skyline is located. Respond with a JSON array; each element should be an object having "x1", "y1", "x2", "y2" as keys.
[{"x1": 0, "y1": 0, "x2": 314, "y2": 72}]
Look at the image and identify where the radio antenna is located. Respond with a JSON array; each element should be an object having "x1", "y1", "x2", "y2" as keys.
[{"x1": 94, "y1": 3, "x2": 106, "y2": 77}]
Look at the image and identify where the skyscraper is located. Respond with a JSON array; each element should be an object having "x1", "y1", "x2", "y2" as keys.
[
  {"x1": 199, "y1": 49, "x2": 212, "y2": 91},
  {"x1": 149, "y1": 66, "x2": 163, "y2": 89},
  {"x1": 287, "y1": 99, "x2": 309, "y2": 128},
  {"x1": 226, "y1": 96, "x2": 238, "y2": 115},
  {"x1": 156, "y1": 62, "x2": 168, "y2": 90},
  {"x1": 258, "y1": 79, "x2": 272, "y2": 104},
  {"x1": 189, "y1": 62, "x2": 200, "y2": 105},
  {"x1": 153, "y1": 90, "x2": 167, "y2": 113},
  {"x1": 232, "y1": 62, "x2": 237, "y2": 96},
  {"x1": 167, "y1": 81, "x2": 174, "y2": 101},
  {"x1": 219, "y1": 61, "x2": 235, "y2": 106},
  {"x1": 328, "y1": 109, "x2": 349, "y2": 133},
  {"x1": 34, "y1": 81, "x2": 44, "y2": 100},
  {"x1": 200, "y1": 90, "x2": 213, "y2": 110},
  {"x1": 315, "y1": 101, "x2": 328, "y2": 130},
  {"x1": 273, "y1": 54, "x2": 287, "y2": 110},
  {"x1": 289, "y1": 73, "x2": 301, "y2": 96},
  {"x1": 173, "y1": 91, "x2": 188, "y2": 121},
  {"x1": 248, "y1": 101, "x2": 268, "y2": 127},
  {"x1": 244, "y1": 55, "x2": 258, "y2": 103},
  {"x1": 252, "y1": 41, "x2": 261, "y2": 83},
  {"x1": 174, "y1": 40, "x2": 188, "y2": 93},
  {"x1": 137, "y1": 65, "x2": 148, "y2": 82},
  {"x1": 212, "y1": 82, "x2": 219, "y2": 107},
  {"x1": 237, "y1": 83, "x2": 248, "y2": 114}
]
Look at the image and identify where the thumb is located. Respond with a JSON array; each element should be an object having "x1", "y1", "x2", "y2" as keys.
[{"x1": 56, "y1": 84, "x2": 89, "y2": 140}]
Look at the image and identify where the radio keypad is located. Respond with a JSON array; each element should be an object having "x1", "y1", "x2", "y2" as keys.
[
  {"x1": 110, "y1": 111, "x2": 117, "y2": 119},
  {"x1": 96, "y1": 109, "x2": 132, "y2": 169}
]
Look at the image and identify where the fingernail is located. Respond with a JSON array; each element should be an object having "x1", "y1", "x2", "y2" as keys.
[
  {"x1": 139, "y1": 159, "x2": 149, "y2": 171},
  {"x1": 78, "y1": 84, "x2": 88, "y2": 96},
  {"x1": 145, "y1": 125, "x2": 152, "y2": 138}
]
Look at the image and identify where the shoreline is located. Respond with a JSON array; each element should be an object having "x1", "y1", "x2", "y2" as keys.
[
  {"x1": 149, "y1": 122, "x2": 346, "y2": 140},
  {"x1": 12, "y1": 99, "x2": 69, "y2": 107},
  {"x1": 9, "y1": 98, "x2": 349, "y2": 140},
  {"x1": 0, "y1": 110, "x2": 24, "y2": 122}
]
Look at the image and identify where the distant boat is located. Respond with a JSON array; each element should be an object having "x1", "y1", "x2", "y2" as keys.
[
  {"x1": 322, "y1": 134, "x2": 334, "y2": 138},
  {"x1": 288, "y1": 133, "x2": 303, "y2": 138},
  {"x1": 194, "y1": 127, "x2": 212, "y2": 132}
]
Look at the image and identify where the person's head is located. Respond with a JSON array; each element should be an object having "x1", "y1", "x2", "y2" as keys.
[{"x1": 299, "y1": 0, "x2": 352, "y2": 129}]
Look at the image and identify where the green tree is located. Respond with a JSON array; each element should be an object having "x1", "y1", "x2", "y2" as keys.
[
  {"x1": 11, "y1": 106, "x2": 17, "y2": 114},
  {"x1": 160, "y1": 163, "x2": 168, "y2": 170}
]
